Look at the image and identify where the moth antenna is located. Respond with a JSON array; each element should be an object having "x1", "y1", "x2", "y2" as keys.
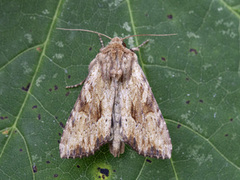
[
  {"x1": 122, "y1": 33, "x2": 177, "y2": 40},
  {"x1": 56, "y1": 28, "x2": 112, "y2": 40}
]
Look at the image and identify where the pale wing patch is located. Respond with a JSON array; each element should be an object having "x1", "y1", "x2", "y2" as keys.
[
  {"x1": 59, "y1": 58, "x2": 114, "y2": 158},
  {"x1": 120, "y1": 58, "x2": 172, "y2": 159}
]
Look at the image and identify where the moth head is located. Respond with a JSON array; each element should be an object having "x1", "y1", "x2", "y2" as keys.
[
  {"x1": 110, "y1": 37, "x2": 126, "y2": 46},
  {"x1": 110, "y1": 37, "x2": 122, "y2": 43}
]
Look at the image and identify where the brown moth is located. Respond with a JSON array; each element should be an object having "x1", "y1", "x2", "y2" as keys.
[{"x1": 58, "y1": 28, "x2": 175, "y2": 159}]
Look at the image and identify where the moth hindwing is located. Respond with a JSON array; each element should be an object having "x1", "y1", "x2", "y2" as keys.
[{"x1": 59, "y1": 29, "x2": 173, "y2": 159}]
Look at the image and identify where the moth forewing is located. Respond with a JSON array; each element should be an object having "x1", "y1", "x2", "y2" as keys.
[{"x1": 58, "y1": 28, "x2": 174, "y2": 159}]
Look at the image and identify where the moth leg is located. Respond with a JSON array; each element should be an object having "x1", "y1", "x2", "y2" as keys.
[
  {"x1": 66, "y1": 78, "x2": 86, "y2": 89},
  {"x1": 98, "y1": 34, "x2": 104, "y2": 48},
  {"x1": 131, "y1": 40, "x2": 149, "y2": 51}
]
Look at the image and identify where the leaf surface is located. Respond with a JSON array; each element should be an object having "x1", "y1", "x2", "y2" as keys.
[{"x1": 0, "y1": 0, "x2": 240, "y2": 179}]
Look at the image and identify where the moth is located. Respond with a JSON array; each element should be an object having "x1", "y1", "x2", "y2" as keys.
[{"x1": 58, "y1": 28, "x2": 175, "y2": 159}]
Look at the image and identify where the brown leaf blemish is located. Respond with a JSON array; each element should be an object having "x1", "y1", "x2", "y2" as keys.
[
  {"x1": 36, "y1": 47, "x2": 42, "y2": 52},
  {"x1": 65, "y1": 92, "x2": 70, "y2": 96}
]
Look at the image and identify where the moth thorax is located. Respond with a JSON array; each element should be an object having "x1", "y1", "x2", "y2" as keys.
[{"x1": 110, "y1": 68, "x2": 123, "y2": 80}]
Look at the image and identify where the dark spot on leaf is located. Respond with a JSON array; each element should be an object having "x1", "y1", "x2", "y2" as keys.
[
  {"x1": 98, "y1": 167, "x2": 109, "y2": 177},
  {"x1": 60, "y1": 122, "x2": 65, "y2": 128},
  {"x1": 98, "y1": 176, "x2": 101, "y2": 178},
  {"x1": 32, "y1": 164, "x2": 37, "y2": 173},
  {"x1": 186, "y1": 77, "x2": 189, "y2": 81},
  {"x1": 0, "y1": 116, "x2": 7, "y2": 120},
  {"x1": 49, "y1": 88, "x2": 52, "y2": 92},
  {"x1": 38, "y1": 114, "x2": 41, "y2": 120},
  {"x1": 58, "y1": 133, "x2": 61, "y2": 136},
  {"x1": 54, "y1": 174, "x2": 58, "y2": 178},
  {"x1": 22, "y1": 83, "x2": 31, "y2": 91},
  {"x1": 65, "y1": 92, "x2": 70, "y2": 96},
  {"x1": 32, "y1": 105, "x2": 37, "y2": 109},
  {"x1": 199, "y1": 99, "x2": 203, "y2": 103},
  {"x1": 146, "y1": 159, "x2": 152, "y2": 163},
  {"x1": 145, "y1": 13, "x2": 149, "y2": 17},
  {"x1": 14, "y1": 130, "x2": 17, "y2": 133},
  {"x1": 190, "y1": 48, "x2": 197, "y2": 54},
  {"x1": 46, "y1": 161, "x2": 50, "y2": 164},
  {"x1": 113, "y1": 170, "x2": 116, "y2": 172},
  {"x1": 77, "y1": 165, "x2": 80, "y2": 168},
  {"x1": 20, "y1": 149, "x2": 23, "y2": 152},
  {"x1": 230, "y1": 118, "x2": 233, "y2": 122},
  {"x1": 68, "y1": 75, "x2": 71, "y2": 79},
  {"x1": 161, "y1": 57, "x2": 166, "y2": 61},
  {"x1": 54, "y1": 85, "x2": 58, "y2": 90},
  {"x1": 225, "y1": 134, "x2": 228, "y2": 137},
  {"x1": 177, "y1": 124, "x2": 181, "y2": 128},
  {"x1": 167, "y1": 14, "x2": 173, "y2": 19},
  {"x1": 89, "y1": 47, "x2": 92, "y2": 51},
  {"x1": 186, "y1": 100, "x2": 190, "y2": 104}
]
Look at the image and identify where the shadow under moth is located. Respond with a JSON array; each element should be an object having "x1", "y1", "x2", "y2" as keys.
[{"x1": 58, "y1": 28, "x2": 175, "y2": 159}]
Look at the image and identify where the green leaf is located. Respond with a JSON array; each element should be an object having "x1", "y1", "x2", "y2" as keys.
[{"x1": 0, "y1": 0, "x2": 240, "y2": 179}]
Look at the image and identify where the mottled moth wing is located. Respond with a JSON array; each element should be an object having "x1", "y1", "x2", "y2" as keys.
[
  {"x1": 59, "y1": 33, "x2": 172, "y2": 159},
  {"x1": 120, "y1": 56, "x2": 172, "y2": 159},
  {"x1": 59, "y1": 58, "x2": 114, "y2": 158}
]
